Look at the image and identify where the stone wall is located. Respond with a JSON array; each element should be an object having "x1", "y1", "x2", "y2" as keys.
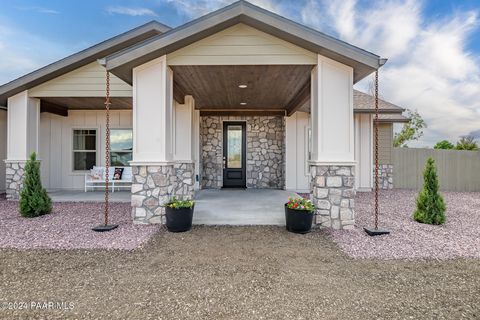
[
  {"x1": 310, "y1": 165, "x2": 355, "y2": 230},
  {"x1": 5, "y1": 161, "x2": 26, "y2": 200},
  {"x1": 200, "y1": 116, "x2": 285, "y2": 189},
  {"x1": 377, "y1": 164, "x2": 394, "y2": 190},
  {"x1": 131, "y1": 162, "x2": 195, "y2": 224}
]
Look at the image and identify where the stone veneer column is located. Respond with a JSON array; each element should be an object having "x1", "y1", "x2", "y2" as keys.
[
  {"x1": 5, "y1": 161, "x2": 26, "y2": 200},
  {"x1": 311, "y1": 165, "x2": 355, "y2": 230},
  {"x1": 131, "y1": 163, "x2": 195, "y2": 224},
  {"x1": 377, "y1": 164, "x2": 394, "y2": 190}
]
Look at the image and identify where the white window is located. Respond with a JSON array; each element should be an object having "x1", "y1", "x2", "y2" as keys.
[
  {"x1": 110, "y1": 129, "x2": 133, "y2": 166},
  {"x1": 73, "y1": 129, "x2": 97, "y2": 171}
]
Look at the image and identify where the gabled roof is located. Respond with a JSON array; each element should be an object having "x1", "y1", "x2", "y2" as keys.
[
  {"x1": 353, "y1": 90, "x2": 405, "y2": 113},
  {"x1": 0, "y1": 21, "x2": 170, "y2": 106},
  {"x1": 378, "y1": 113, "x2": 410, "y2": 123},
  {"x1": 103, "y1": 0, "x2": 385, "y2": 84}
]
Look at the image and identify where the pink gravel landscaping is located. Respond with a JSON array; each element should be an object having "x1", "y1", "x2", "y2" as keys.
[
  {"x1": 0, "y1": 199, "x2": 160, "y2": 250},
  {"x1": 329, "y1": 189, "x2": 480, "y2": 260}
]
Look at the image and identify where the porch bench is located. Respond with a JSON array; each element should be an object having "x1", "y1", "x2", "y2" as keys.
[{"x1": 84, "y1": 167, "x2": 132, "y2": 192}]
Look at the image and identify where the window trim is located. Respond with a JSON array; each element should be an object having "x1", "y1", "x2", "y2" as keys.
[{"x1": 72, "y1": 128, "x2": 98, "y2": 172}]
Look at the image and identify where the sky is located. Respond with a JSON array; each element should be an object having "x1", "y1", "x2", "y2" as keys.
[{"x1": 0, "y1": 0, "x2": 479, "y2": 147}]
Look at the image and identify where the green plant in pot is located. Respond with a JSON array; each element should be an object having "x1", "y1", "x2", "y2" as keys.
[
  {"x1": 164, "y1": 197, "x2": 195, "y2": 232},
  {"x1": 285, "y1": 196, "x2": 315, "y2": 234}
]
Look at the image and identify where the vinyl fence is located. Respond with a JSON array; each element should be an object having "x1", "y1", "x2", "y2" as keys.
[{"x1": 392, "y1": 148, "x2": 480, "y2": 192}]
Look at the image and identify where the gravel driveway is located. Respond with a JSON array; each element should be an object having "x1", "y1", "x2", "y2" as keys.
[
  {"x1": 329, "y1": 190, "x2": 480, "y2": 260},
  {"x1": 1, "y1": 227, "x2": 479, "y2": 319},
  {"x1": 0, "y1": 200, "x2": 159, "y2": 250}
]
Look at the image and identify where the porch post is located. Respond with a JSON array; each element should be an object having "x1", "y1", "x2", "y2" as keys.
[
  {"x1": 130, "y1": 56, "x2": 194, "y2": 224},
  {"x1": 5, "y1": 90, "x2": 40, "y2": 200},
  {"x1": 310, "y1": 55, "x2": 356, "y2": 230}
]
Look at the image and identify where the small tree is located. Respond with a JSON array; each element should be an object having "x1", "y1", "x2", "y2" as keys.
[
  {"x1": 19, "y1": 152, "x2": 52, "y2": 218},
  {"x1": 393, "y1": 110, "x2": 427, "y2": 147},
  {"x1": 455, "y1": 136, "x2": 479, "y2": 151},
  {"x1": 434, "y1": 140, "x2": 454, "y2": 150},
  {"x1": 413, "y1": 157, "x2": 446, "y2": 225}
]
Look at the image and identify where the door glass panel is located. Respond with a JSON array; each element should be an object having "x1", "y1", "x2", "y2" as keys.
[{"x1": 227, "y1": 125, "x2": 242, "y2": 168}]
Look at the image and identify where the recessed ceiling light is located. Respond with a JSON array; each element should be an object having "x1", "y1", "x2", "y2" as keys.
[
  {"x1": 238, "y1": 84, "x2": 248, "y2": 88},
  {"x1": 240, "y1": 102, "x2": 247, "y2": 105}
]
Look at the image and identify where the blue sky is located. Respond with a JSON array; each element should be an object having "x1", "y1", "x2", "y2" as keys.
[{"x1": 1, "y1": 0, "x2": 479, "y2": 146}]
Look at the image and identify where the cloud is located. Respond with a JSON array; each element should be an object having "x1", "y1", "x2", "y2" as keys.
[
  {"x1": 0, "y1": 22, "x2": 69, "y2": 86},
  {"x1": 16, "y1": 6, "x2": 60, "y2": 14},
  {"x1": 106, "y1": 6, "x2": 158, "y2": 17},
  {"x1": 468, "y1": 129, "x2": 480, "y2": 139},
  {"x1": 301, "y1": 0, "x2": 480, "y2": 147},
  {"x1": 163, "y1": 0, "x2": 279, "y2": 18}
]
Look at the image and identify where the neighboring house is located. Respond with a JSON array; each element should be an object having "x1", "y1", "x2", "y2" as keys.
[{"x1": 0, "y1": 1, "x2": 407, "y2": 229}]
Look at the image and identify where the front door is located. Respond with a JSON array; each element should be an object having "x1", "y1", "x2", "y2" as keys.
[{"x1": 223, "y1": 122, "x2": 246, "y2": 188}]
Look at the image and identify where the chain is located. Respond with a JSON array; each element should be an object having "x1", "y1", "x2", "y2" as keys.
[
  {"x1": 374, "y1": 70, "x2": 379, "y2": 230},
  {"x1": 104, "y1": 70, "x2": 111, "y2": 226}
]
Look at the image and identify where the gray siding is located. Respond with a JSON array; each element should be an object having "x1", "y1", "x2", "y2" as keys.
[{"x1": 378, "y1": 123, "x2": 393, "y2": 165}]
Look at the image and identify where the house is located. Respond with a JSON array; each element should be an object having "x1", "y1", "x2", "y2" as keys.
[{"x1": 0, "y1": 1, "x2": 408, "y2": 229}]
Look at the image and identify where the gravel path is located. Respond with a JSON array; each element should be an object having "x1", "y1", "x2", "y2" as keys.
[
  {"x1": 1, "y1": 227, "x2": 479, "y2": 319},
  {"x1": 329, "y1": 189, "x2": 480, "y2": 260},
  {"x1": 0, "y1": 200, "x2": 159, "y2": 250}
]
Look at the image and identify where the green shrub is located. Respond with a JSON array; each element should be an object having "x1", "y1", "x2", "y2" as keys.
[
  {"x1": 413, "y1": 157, "x2": 446, "y2": 225},
  {"x1": 19, "y1": 152, "x2": 52, "y2": 218},
  {"x1": 433, "y1": 140, "x2": 454, "y2": 150}
]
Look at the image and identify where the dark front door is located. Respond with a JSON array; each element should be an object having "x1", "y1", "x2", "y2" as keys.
[{"x1": 223, "y1": 122, "x2": 246, "y2": 188}]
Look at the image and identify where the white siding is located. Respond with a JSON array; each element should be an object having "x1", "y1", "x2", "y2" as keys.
[
  {"x1": 285, "y1": 112, "x2": 310, "y2": 192},
  {"x1": 39, "y1": 110, "x2": 132, "y2": 190},
  {"x1": 29, "y1": 62, "x2": 132, "y2": 97},
  {"x1": 167, "y1": 23, "x2": 317, "y2": 65},
  {"x1": 354, "y1": 113, "x2": 373, "y2": 191},
  {"x1": 0, "y1": 110, "x2": 6, "y2": 192}
]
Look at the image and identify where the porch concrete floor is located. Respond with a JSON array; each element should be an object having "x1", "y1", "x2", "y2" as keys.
[
  {"x1": 48, "y1": 190, "x2": 131, "y2": 203},
  {"x1": 193, "y1": 189, "x2": 299, "y2": 226}
]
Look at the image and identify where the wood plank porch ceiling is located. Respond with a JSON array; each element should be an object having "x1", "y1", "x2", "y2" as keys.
[{"x1": 172, "y1": 65, "x2": 314, "y2": 116}]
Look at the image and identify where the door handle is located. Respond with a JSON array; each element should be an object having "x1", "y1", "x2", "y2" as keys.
[{"x1": 223, "y1": 156, "x2": 226, "y2": 169}]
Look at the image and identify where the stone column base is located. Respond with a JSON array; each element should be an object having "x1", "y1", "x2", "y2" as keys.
[
  {"x1": 131, "y1": 162, "x2": 195, "y2": 224},
  {"x1": 310, "y1": 165, "x2": 355, "y2": 230},
  {"x1": 377, "y1": 164, "x2": 394, "y2": 190},
  {"x1": 5, "y1": 161, "x2": 27, "y2": 200}
]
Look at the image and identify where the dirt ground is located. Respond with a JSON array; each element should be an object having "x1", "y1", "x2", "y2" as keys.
[{"x1": 1, "y1": 226, "x2": 479, "y2": 320}]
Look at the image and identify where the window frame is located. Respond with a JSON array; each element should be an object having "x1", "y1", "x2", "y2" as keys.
[{"x1": 72, "y1": 128, "x2": 98, "y2": 172}]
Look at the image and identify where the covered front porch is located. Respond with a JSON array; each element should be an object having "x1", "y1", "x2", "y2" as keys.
[{"x1": 48, "y1": 189, "x2": 299, "y2": 225}]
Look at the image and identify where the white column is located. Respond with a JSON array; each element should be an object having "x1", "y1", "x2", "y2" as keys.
[
  {"x1": 193, "y1": 107, "x2": 200, "y2": 190},
  {"x1": 131, "y1": 55, "x2": 173, "y2": 164},
  {"x1": 173, "y1": 95, "x2": 195, "y2": 161},
  {"x1": 285, "y1": 113, "x2": 297, "y2": 190},
  {"x1": 7, "y1": 90, "x2": 40, "y2": 160},
  {"x1": 310, "y1": 55, "x2": 354, "y2": 165}
]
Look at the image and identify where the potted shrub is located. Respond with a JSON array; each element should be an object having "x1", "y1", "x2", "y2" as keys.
[
  {"x1": 164, "y1": 197, "x2": 195, "y2": 232},
  {"x1": 285, "y1": 196, "x2": 315, "y2": 234}
]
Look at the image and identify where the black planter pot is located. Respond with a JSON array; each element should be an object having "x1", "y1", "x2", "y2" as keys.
[
  {"x1": 285, "y1": 204, "x2": 314, "y2": 234},
  {"x1": 165, "y1": 206, "x2": 194, "y2": 232}
]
